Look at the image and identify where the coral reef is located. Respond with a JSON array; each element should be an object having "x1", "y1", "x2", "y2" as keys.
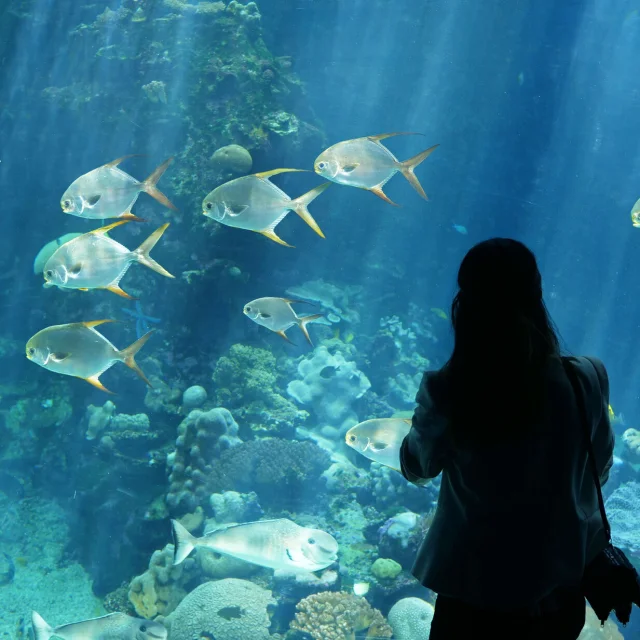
[
  {"x1": 209, "y1": 437, "x2": 331, "y2": 510},
  {"x1": 377, "y1": 511, "x2": 426, "y2": 569},
  {"x1": 604, "y1": 481, "x2": 640, "y2": 561},
  {"x1": 166, "y1": 408, "x2": 242, "y2": 514},
  {"x1": 368, "y1": 462, "x2": 438, "y2": 514},
  {"x1": 182, "y1": 385, "x2": 207, "y2": 410},
  {"x1": 387, "y1": 597, "x2": 435, "y2": 640},
  {"x1": 287, "y1": 344, "x2": 371, "y2": 434},
  {"x1": 578, "y1": 606, "x2": 623, "y2": 639},
  {"x1": 128, "y1": 543, "x2": 199, "y2": 618},
  {"x1": 371, "y1": 557, "x2": 403, "y2": 581},
  {"x1": 290, "y1": 591, "x2": 392, "y2": 640},
  {"x1": 164, "y1": 579, "x2": 275, "y2": 640},
  {"x1": 621, "y1": 428, "x2": 640, "y2": 463},
  {"x1": 213, "y1": 344, "x2": 307, "y2": 439},
  {"x1": 85, "y1": 401, "x2": 116, "y2": 440},
  {"x1": 210, "y1": 143, "x2": 252, "y2": 178},
  {"x1": 209, "y1": 490, "x2": 263, "y2": 524}
]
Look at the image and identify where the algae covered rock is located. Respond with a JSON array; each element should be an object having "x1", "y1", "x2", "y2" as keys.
[
  {"x1": 371, "y1": 557, "x2": 402, "y2": 580},
  {"x1": 165, "y1": 579, "x2": 275, "y2": 640}
]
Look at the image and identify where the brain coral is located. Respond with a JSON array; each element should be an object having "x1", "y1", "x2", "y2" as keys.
[
  {"x1": 209, "y1": 437, "x2": 331, "y2": 509},
  {"x1": 290, "y1": 591, "x2": 392, "y2": 640},
  {"x1": 165, "y1": 578, "x2": 275, "y2": 640},
  {"x1": 388, "y1": 597, "x2": 434, "y2": 640}
]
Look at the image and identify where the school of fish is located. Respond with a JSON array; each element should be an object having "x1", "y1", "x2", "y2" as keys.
[{"x1": 27, "y1": 134, "x2": 438, "y2": 637}]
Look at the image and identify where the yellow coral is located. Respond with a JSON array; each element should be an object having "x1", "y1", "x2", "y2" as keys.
[
  {"x1": 622, "y1": 428, "x2": 640, "y2": 463},
  {"x1": 578, "y1": 607, "x2": 623, "y2": 639},
  {"x1": 290, "y1": 591, "x2": 392, "y2": 640}
]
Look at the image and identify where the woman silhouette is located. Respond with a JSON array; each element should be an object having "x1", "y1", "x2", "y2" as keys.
[{"x1": 401, "y1": 238, "x2": 614, "y2": 639}]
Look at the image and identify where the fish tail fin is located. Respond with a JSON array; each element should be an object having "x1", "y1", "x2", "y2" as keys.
[
  {"x1": 297, "y1": 314, "x2": 324, "y2": 346},
  {"x1": 171, "y1": 519, "x2": 198, "y2": 565},
  {"x1": 117, "y1": 330, "x2": 154, "y2": 387},
  {"x1": 134, "y1": 223, "x2": 174, "y2": 278},
  {"x1": 397, "y1": 144, "x2": 439, "y2": 200},
  {"x1": 143, "y1": 157, "x2": 178, "y2": 211},
  {"x1": 31, "y1": 612, "x2": 54, "y2": 640},
  {"x1": 291, "y1": 183, "x2": 330, "y2": 238}
]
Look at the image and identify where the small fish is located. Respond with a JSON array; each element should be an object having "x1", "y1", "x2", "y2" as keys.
[
  {"x1": 202, "y1": 168, "x2": 330, "y2": 247},
  {"x1": 430, "y1": 307, "x2": 448, "y2": 320},
  {"x1": 452, "y1": 223, "x2": 468, "y2": 235},
  {"x1": 43, "y1": 221, "x2": 174, "y2": 299},
  {"x1": 314, "y1": 133, "x2": 438, "y2": 205},
  {"x1": 243, "y1": 297, "x2": 323, "y2": 345},
  {"x1": 171, "y1": 518, "x2": 339, "y2": 572},
  {"x1": 61, "y1": 155, "x2": 177, "y2": 220},
  {"x1": 31, "y1": 611, "x2": 166, "y2": 640},
  {"x1": 631, "y1": 197, "x2": 640, "y2": 228},
  {"x1": 217, "y1": 606, "x2": 244, "y2": 621},
  {"x1": 26, "y1": 319, "x2": 153, "y2": 393},
  {"x1": 345, "y1": 418, "x2": 412, "y2": 472}
]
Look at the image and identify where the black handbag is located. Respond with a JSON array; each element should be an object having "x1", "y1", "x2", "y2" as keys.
[{"x1": 562, "y1": 356, "x2": 640, "y2": 626}]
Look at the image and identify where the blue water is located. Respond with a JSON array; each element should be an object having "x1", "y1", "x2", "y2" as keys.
[{"x1": 1, "y1": 0, "x2": 640, "y2": 637}]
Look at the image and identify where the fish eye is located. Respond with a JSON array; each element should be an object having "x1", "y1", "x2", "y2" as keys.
[
  {"x1": 308, "y1": 537, "x2": 316, "y2": 545},
  {"x1": 317, "y1": 161, "x2": 327, "y2": 170},
  {"x1": 140, "y1": 625, "x2": 147, "y2": 632},
  {"x1": 205, "y1": 202, "x2": 213, "y2": 210},
  {"x1": 27, "y1": 347, "x2": 35, "y2": 356},
  {"x1": 245, "y1": 306, "x2": 251, "y2": 312},
  {"x1": 45, "y1": 270, "x2": 53, "y2": 279},
  {"x1": 62, "y1": 199, "x2": 71, "y2": 209},
  {"x1": 348, "y1": 434, "x2": 356, "y2": 443}
]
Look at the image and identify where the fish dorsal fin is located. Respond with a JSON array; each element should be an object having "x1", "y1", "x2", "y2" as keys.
[
  {"x1": 91, "y1": 220, "x2": 131, "y2": 236},
  {"x1": 82, "y1": 319, "x2": 117, "y2": 329},
  {"x1": 369, "y1": 184, "x2": 400, "y2": 207},
  {"x1": 368, "y1": 132, "x2": 425, "y2": 143},
  {"x1": 281, "y1": 298, "x2": 314, "y2": 306},
  {"x1": 253, "y1": 168, "x2": 308, "y2": 180},
  {"x1": 104, "y1": 154, "x2": 144, "y2": 169},
  {"x1": 206, "y1": 518, "x2": 290, "y2": 536},
  {"x1": 84, "y1": 374, "x2": 114, "y2": 394}
]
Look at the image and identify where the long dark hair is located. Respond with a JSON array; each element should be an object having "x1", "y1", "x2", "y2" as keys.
[{"x1": 430, "y1": 238, "x2": 561, "y2": 448}]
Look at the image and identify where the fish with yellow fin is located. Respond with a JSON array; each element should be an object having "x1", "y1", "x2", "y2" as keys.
[
  {"x1": 43, "y1": 220, "x2": 174, "y2": 299},
  {"x1": 314, "y1": 133, "x2": 438, "y2": 205},
  {"x1": 345, "y1": 418, "x2": 412, "y2": 472},
  {"x1": 243, "y1": 297, "x2": 323, "y2": 345},
  {"x1": 430, "y1": 307, "x2": 448, "y2": 320},
  {"x1": 61, "y1": 155, "x2": 177, "y2": 220},
  {"x1": 202, "y1": 169, "x2": 330, "y2": 247},
  {"x1": 26, "y1": 320, "x2": 153, "y2": 393},
  {"x1": 631, "y1": 198, "x2": 640, "y2": 228}
]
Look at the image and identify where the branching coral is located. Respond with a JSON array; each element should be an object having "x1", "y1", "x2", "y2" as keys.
[
  {"x1": 290, "y1": 591, "x2": 392, "y2": 640},
  {"x1": 212, "y1": 343, "x2": 307, "y2": 438}
]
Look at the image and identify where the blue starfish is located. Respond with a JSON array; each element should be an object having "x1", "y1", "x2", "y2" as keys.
[{"x1": 121, "y1": 300, "x2": 161, "y2": 339}]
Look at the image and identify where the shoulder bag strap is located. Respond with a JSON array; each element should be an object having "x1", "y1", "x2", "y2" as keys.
[{"x1": 561, "y1": 356, "x2": 612, "y2": 543}]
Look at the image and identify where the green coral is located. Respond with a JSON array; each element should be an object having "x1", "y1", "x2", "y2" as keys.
[
  {"x1": 212, "y1": 344, "x2": 307, "y2": 438},
  {"x1": 371, "y1": 557, "x2": 403, "y2": 580}
]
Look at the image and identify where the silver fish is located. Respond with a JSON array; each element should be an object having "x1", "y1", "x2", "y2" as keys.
[
  {"x1": 345, "y1": 418, "x2": 412, "y2": 471},
  {"x1": 171, "y1": 518, "x2": 338, "y2": 572},
  {"x1": 314, "y1": 133, "x2": 438, "y2": 205},
  {"x1": 631, "y1": 197, "x2": 640, "y2": 228},
  {"x1": 202, "y1": 168, "x2": 330, "y2": 247},
  {"x1": 31, "y1": 611, "x2": 166, "y2": 640},
  {"x1": 61, "y1": 155, "x2": 177, "y2": 220},
  {"x1": 26, "y1": 319, "x2": 153, "y2": 393},
  {"x1": 243, "y1": 297, "x2": 323, "y2": 345},
  {"x1": 43, "y1": 220, "x2": 174, "y2": 299}
]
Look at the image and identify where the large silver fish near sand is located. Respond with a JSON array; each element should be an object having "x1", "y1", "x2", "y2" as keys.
[
  {"x1": 202, "y1": 168, "x2": 330, "y2": 247},
  {"x1": 314, "y1": 133, "x2": 438, "y2": 205},
  {"x1": 31, "y1": 611, "x2": 166, "y2": 640},
  {"x1": 61, "y1": 155, "x2": 177, "y2": 220},
  {"x1": 43, "y1": 220, "x2": 174, "y2": 299},
  {"x1": 243, "y1": 296, "x2": 323, "y2": 345},
  {"x1": 26, "y1": 319, "x2": 153, "y2": 393},
  {"x1": 345, "y1": 417, "x2": 412, "y2": 471},
  {"x1": 171, "y1": 518, "x2": 338, "y2": 572}
]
